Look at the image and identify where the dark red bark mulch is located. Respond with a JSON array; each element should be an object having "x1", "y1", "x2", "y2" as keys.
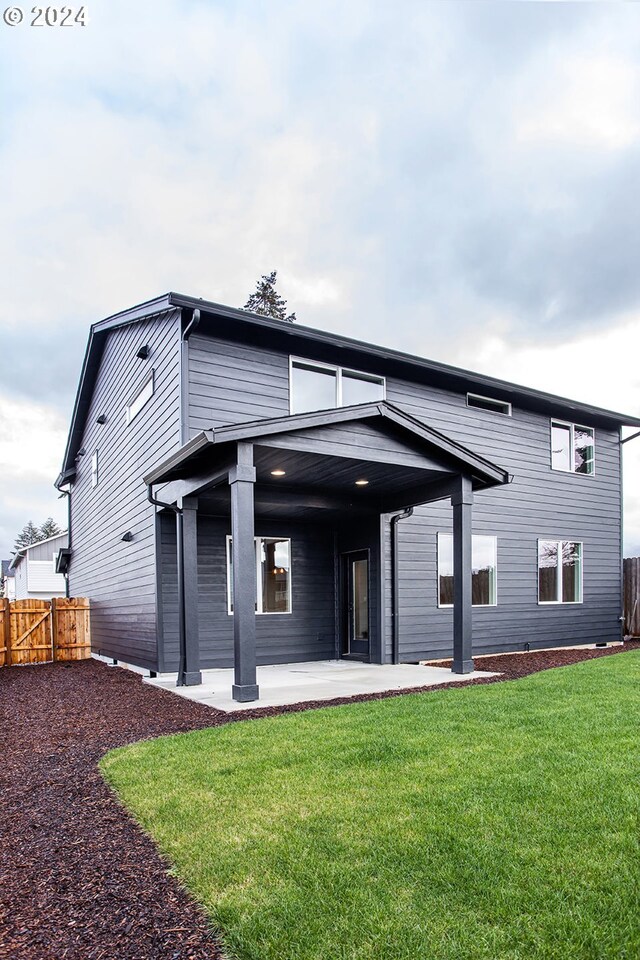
[
  {"x1": 0, "y1": 661, "x2": 229, "y2": 960},
  {"x1": 1, "y1": 641, "x2": 639, "y2": 960}
]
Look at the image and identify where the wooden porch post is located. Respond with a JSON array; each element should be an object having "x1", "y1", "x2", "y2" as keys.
[
  {"x1": 452, "y1": 475, "x2": 474, "y2": 674},
  {"x1": 229, "y1": 442, "x2": 259, "y2": 702},
  {"x1": 180, "y1": 496, "x2": 202, "y2": 685}
]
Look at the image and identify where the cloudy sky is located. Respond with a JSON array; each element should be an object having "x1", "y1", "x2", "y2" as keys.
[{"x1": 1, "y1": 0, "x2": 640, "y2": 559}]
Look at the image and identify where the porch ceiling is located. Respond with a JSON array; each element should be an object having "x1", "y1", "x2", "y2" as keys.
[{"x1": 195, "y1": 445, "x2": 453, "y2": 519}]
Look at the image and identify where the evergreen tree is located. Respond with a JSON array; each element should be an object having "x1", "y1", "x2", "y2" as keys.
[
  {"x1": 243, "y1": 271, "x2": 296, "y2": 323},
  {"x1": 12, "y1": 521, "x2": 42, "y2": 554},
  {"x1": 39, "y1": 517, "x2": 63, "y2": 541},
  {"x1": 11, "y1": 517, "x2": 63, "y2": 555}
]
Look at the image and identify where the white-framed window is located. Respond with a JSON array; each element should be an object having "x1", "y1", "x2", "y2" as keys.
[
  {"x1": 289, "y1": 357, "x2": 385, "y2": 415},
  {"x1": 538, "y1": 540, "x2": 583, "y2": 604},
  {"x1": 437, "y1": 533, "x2": 497, "y2": 607},
  {"x1": 91, "y1": 450, "x2": 99, "y2": 488},
  {"x1": 466, "y1": 393, "x2": 512, "y2": 416},
  {"x1": 125, "y1": 371, "x2": 155, "y2": 424},
  {"x1": 226, "y1": 536, "x2": 292, "y2": 615},
  {"x1": 550, "y1": 420, "x2": 595, "y2": 475}
]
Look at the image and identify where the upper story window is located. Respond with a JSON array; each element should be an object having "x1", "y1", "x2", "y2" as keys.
[
  {"x1": 466, "y1": 393, "x2": 511, "y2": 416},
  {"x1": 437, "y1": 533, "x2": 497, "y2": 607},
  {"x1": 551, "y1": 420, "x2": 594, "y2": 475},
  {"x1": 290, "y1": 358, "x2": 385, "y2": 415},
  {"x1": 126, "y1": 371, "x2": 154, "y2": 424}
]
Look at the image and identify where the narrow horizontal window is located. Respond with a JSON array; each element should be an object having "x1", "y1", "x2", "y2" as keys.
[
  {"x1": 551, "y1": 420, "x2": 594, "y2": 475},
  {"x1": 126, "y1": 371, "x2": 154, "y2": 424},
  {"x1": 438, "y1": 533, "x2": 497, "y2": 607},
  {"x1": 466, "y1": 393, "x2": 511, "y2": 416},
  {"x1": 227, "y1": 536, "x2": 292, "y2": 614},
  {"x1": 290, "y1": 357, "x2": 384, "y2": 415},
  {"x1": 538, "y1": 540, "x2": 582, "y2": 604}
]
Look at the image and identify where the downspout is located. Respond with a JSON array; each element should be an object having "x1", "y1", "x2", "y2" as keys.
[
  {"x1": 57, "y1": 487, "x2": 72, "y2": 598},
  {"x1": 390, "y1": 507, "x2": 414, "y2": 665},
  {"x1": 183, "y1": 307, "x2": 202, "y2": 341},
  {"x1": 147, "y1": 486, "x2": 188, "y2": 686}
]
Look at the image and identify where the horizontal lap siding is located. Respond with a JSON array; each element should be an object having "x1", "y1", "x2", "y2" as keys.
[
  {"x1": 385, "y1": 376, "x2": 622, "y2": 660},
  {"x1": 69, "y1": 311, "x2": 182, "y2": 669},
  {"x1": 160, "y1": 515, "x2": 336, "y2": 670},
  {"x1": 183, "y1": 329, "x2": 622, "y2": 662},
  {"x1": 188, "y1": 335, "x2": 289, "y2": 434}
]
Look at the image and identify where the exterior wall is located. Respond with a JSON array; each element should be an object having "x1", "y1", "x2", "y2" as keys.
[
  {"x1": 159, "y1": 513, "x2": 336, "y2": 669},
  {"x1": 67, "y1": 311, "x2": 623, "y2": 674},
  {"x1": 12, "y1": 561, "x2": 28, "y2": 600},
  {"x1": 69, "y1": 310, "x2": 182, "y2": 669},
  {"x1": 384, "y1": 375, "x2": 622, "y2": 660},
  {"x1": 3, "y1": 576, "x2": 16, "y2": 601},
  {"x1": 186, "y1": 329, "x2": 622, "y2": 661},
  {"x1": 188, "y1": 333, "x2": 289, "y2": 435}
]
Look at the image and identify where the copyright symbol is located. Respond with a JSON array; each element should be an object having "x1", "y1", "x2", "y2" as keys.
[{"x1": 3, "y1": 6, "x2": 23, "y2": 25}]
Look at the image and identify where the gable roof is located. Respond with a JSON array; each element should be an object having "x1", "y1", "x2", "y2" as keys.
[
  {"x1": 57, "y1": 291, "x2": 640, "y2": 482},
  {"x1": 144, "y1": 401, "x2": 510, "y2": 490}
]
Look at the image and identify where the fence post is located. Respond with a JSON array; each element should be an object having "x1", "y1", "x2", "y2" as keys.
[
  {"x1": 51, "y1": 596, "x2": 58, "y2": 662},
  {"x1": 2, "y1": 598, "x2": 11, "y2": 667}
]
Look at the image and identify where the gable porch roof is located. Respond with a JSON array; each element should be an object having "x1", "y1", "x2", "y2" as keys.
[{"x1": 144, "y1": 401, "x2": 510, "y2": 517}]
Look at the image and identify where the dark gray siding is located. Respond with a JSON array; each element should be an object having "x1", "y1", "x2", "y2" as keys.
[
  {"x1": 384, "y1": 375, "x2": 622, "y2": 660},
  {"x1": 186, "y1": 329, "x2": 622, "y2": 661},
  {"x1": 258, "y1": 421, "x2": 447, "y2": 469},
  {"x1": 160, "y1": 514, "x2": 336, "y2": 669},
  {"x1": 69, "y1": 310, "x2": 182, "y2": 669},
  {"x1": 188, "y1": 334, "x2": 289, "y2": 435}
]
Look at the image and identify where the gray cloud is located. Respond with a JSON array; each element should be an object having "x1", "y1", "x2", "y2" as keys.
[{"x1": 2, "y1": 0, "x2": 640, "y2": 553}]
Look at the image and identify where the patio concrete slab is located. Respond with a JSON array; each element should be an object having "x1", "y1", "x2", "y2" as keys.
[{"x1": 145, "y1": 659, "x2": 500, "y2": 712}]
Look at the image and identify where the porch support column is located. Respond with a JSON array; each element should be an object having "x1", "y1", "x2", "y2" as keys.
[
  {"x1": 229, "y1": 442, "x2": 259, "y2": 702},
  {"x1": 452, "y1": 475, "x2": 474, "y2": 674},
  {"x1": 179, "y1": 496, "x2": 202, "y2": 686}
]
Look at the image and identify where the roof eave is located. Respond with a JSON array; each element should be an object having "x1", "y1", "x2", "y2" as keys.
[{"x1": 168, "y1": 292, "x2": 640, "y2": 428}]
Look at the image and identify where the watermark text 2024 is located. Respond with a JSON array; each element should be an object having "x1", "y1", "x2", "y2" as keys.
[{"x1": 3, "y1": 6, "x2": 88, "y2": 26}]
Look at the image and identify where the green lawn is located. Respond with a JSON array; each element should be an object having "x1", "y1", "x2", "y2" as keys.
[{"x1": 101, "y1": 652, "x2": 640, "y2": 960}]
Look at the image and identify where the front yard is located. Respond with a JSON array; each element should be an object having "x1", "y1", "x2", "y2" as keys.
[{"x1": 102, "y1": 652, "x2": 640, "y2": 960}]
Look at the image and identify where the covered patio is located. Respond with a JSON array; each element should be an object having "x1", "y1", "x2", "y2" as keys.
[
  {"x1": 145, "y1": 401, "x2": 510, "y2": 702},
  {"x1": 145, "y1": 658, "x2": 500, "y2": 711}
]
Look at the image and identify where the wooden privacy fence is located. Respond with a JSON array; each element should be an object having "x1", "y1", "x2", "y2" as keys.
[
  {"x1": 0, "y1": 598, "x2": 91, "y2": 667},
  {"x1": 623, "y1": 558, "x2": 640, "y2": 638}
]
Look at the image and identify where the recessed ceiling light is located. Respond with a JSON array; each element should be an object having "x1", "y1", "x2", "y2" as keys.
[
  {"x1": 270, "y1": 469, "x2": 286, "y2": 477},
  {"x1": 355, "y1": 479, "x2": 369, "y2": 486}
]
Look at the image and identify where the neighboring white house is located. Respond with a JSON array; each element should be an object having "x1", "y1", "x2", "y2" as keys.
[{"x1": 9, "y1": 533, "x2": 69, "y2": 600}]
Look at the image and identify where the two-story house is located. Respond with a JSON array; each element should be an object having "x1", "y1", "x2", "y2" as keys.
[{"x1": 56, "y1": 294, "x2": 640, "y2": 702}]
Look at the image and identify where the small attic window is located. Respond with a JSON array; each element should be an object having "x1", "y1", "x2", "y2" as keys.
[
  {"x1": 126, "y1": 371, "x2": 154, "y2": 424},
  {"x1": 466, "y1": 393, "x2": 511, "y2": 416}
]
